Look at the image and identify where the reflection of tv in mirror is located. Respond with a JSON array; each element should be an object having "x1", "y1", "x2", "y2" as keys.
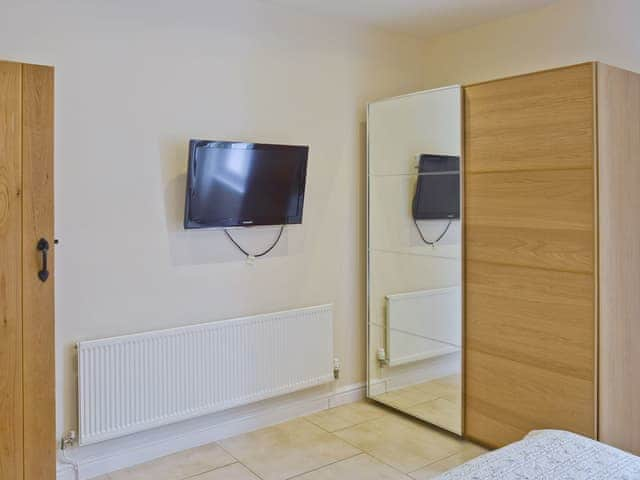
[{"x1": 412, "y1": 154, "x2": 460, "y2": 220}]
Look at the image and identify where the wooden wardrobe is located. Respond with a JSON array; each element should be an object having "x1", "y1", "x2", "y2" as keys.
[
  {"x1": 464, "y1": 62, "x2": 640, "y2": 454},
  {"x1": 0, "y1": 61, "x2": 55, "y2": 479}
]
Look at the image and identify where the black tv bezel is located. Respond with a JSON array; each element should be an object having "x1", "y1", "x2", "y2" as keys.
[{"x1": 184, "y1": 139, "x2": 309, "y2": 230}]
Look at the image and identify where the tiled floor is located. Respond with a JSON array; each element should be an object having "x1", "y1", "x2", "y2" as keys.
[
  {"x1": 96, "y1": 400, "x2": 486, "y2": 480},
  {"x1": 373, "y1": 375, "x2": 462, "y2": 433}
]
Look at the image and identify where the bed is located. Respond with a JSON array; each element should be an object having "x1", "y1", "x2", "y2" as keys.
[{"x1": 435, "y1": 430, "x2": 640, "y2": 479}]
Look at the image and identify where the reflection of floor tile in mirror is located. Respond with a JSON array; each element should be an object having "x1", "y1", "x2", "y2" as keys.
[
  {"x1": 415, "y1": 380, "x2": 459, "y2": 405},
  {"x1": 432, "y1": 374, "x2": 460, "y2": 388},
  {"x1": 374, "y1": 375, "x2": 461, "y2": 410},
  {"x1": 372, "y1": 384, "x2": 441, "y2": 410},
  {"x1": 407, "y1": 398, "x2": 461, "y2": 433},
  {"x1": 372, "y1": 375, "x2": 462, "y2": 432}
]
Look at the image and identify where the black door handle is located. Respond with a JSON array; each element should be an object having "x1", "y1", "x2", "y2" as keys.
[{"x1": 37, "y1": 238, "x2": 49, "y2": 282}]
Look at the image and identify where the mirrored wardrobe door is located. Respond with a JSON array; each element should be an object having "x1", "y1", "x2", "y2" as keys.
[{"x1": 367, "y1": 86, "x2": 463, "y2": 435}]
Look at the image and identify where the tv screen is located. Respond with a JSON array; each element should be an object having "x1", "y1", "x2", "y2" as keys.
[
  {"x1": 184, "y1": 140, "x2": 309, "y2": 229},
  {"x1": 412, "y1": 154, "x2": 460, "y2": 220}
]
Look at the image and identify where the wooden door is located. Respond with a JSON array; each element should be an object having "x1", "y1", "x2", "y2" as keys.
[
  {"x1": 22, "y1": 63, "x2": 55, "y2": 480},
  {"x1": 463, "y1": 63, "x2": 597, "y2": 448},
  {"x1": 0, "y1": 60, "x2": 24, "y2": 480},
  {"x1": 0, "y1": 60, "x2": 55, "y2": 479}
]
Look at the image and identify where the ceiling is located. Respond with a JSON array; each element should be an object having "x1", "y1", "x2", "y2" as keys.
[{"x1": 264, "y1": 0, "x2": 556, "y2": 39}]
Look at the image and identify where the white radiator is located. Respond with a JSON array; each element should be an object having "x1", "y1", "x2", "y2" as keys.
[
  {"x1": 77, "y1": 304, "x2": 334, "y2": 445},
  {"x1": 386, "y1": 287, "x2": 460, "y2": 367}
]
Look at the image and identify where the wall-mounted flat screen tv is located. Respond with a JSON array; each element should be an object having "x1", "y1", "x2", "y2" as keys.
[
  {"x1": 412, "y1": 154, "x2": 460, "y2": 220},
  {"x1": 184, "y1": 140, "x2": 309, "y2": 229}
]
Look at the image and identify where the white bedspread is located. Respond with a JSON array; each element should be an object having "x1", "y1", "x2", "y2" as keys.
[{"x1": 435, "y1": 430, "x2": 640, "y2": 479}]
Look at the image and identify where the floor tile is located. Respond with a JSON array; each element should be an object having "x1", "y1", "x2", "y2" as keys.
[
  {"x1": 292, "y1": 453, "x2": 411, "y2": 480},
  {"x1": 408, "y1": 443, "x2": 488, "y2": 480},
  {"x1": 306, "y1": 401, "x2": 388, "y2": 432},
  {"x1": 190, "y1": 462, "x2": 260, "y2": 480},
  {"x1": 406, "y1": 398, "x2": 461, "y2": 433},
  {"x1": 219, "y1": 418, "x2": 361, "y2": 480},
  {"x1": 106, "y1": 443, "x2": 234, "y2": 480},
  {"x1": 333, "y1": 414, "x2": 465, "y2": 473}
]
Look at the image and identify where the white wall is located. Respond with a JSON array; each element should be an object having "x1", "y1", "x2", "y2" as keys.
[
  {"x1": 0, "y1": 0, "x2": 428, "y2": 438},
  {"x1": 422, "y1": 0, "x2": 640, "y2": 89}
]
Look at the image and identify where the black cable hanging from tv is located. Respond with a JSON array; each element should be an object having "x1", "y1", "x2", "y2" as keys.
[
  {"x1": 414, "y1": 216, "x2": 454, "y2": 247},
  {"x1": 224, "y1": 225, "x2": 285, "y2": 259}
]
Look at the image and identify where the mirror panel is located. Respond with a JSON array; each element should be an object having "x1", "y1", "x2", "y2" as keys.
[
  {"x1": 368, "y1": 88, "x2": 461, "y2": 176},
  {"x1": 367, "y1": 86, "x2": 463, "y2": 435}
]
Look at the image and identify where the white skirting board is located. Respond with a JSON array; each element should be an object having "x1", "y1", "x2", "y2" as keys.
[{"x1": 57, "y1": 382, "x2": 365, "y2": 480}]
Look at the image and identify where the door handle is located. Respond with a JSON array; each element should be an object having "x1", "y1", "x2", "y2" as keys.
[{"x1": 37, "y1": 238, "x2": 50, "y2": 282}]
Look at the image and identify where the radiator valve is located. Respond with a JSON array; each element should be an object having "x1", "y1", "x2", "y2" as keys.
[
  {"x1": 333, "y1": 357, "x2": 341, "y2": 379},
  {"x1": 61, "y1": 430, "x2": 76, "y2": 450},
  {"x1": 376, "y1": 348, "x2": 388, "y2": 367}
]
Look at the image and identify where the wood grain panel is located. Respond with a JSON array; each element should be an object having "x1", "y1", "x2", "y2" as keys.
[
  {"x1": 466, "y1": 349, "x2": 595, "y2": 448},
  {"x1": 465, "y1": 63, "x2": 594, "y2": 173},
  {"x1": 463, "y1": 405, "x2": 524, "y2": 449},
  {"x1": 466, "y1": 168, "x2": 594, "y2": 231},
  {"x1": 0, "y1": 60, "x2": 23, "y2": 480},
  {"x1": 466, "y1": 224, "x2": 593, "y2": 273},
  {"x1": 21, "y1": 64, "x2": 55, "y2": 480},
  {"x1": 597, "y1": 63, "x2": 640, "y2": 454},
  {"x1": 467, "y1": 262, "x2": 594, "y2": 381},
  {"x1": 464, "y1": 64, "x2": 596, "y2": 448}
]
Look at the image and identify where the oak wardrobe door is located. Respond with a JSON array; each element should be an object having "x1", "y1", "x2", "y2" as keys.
[
  {"x1": 464, "y1": 63, "x2": 597, "y2": 448},
  {"x1": 0, "y1": 60, "x2": 54, "y2": 479}
]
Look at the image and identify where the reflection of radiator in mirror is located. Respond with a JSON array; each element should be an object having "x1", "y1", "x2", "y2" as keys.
[{"x1": 385, "y1": 287, "x2": 461, "y2": 367}]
